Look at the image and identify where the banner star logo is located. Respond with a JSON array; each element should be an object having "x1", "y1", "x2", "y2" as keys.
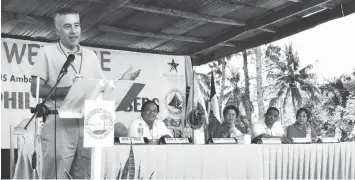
[{"x1": 168, "y1": 59, "x2": 179, "y2": 72}]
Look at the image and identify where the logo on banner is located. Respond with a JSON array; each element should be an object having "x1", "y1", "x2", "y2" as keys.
[
  {"x1": 164, "y1": 89, "x2": 184, "y2": 116},
  {"x1": 163, "y1": 59, "x2": 184, "y2": 83},
  {"x1": 168, "y1": 59, "x2": 179, "y2": 72},
  {"x1": 85, "y1": 108, "x2": 114, "y2": 139}
]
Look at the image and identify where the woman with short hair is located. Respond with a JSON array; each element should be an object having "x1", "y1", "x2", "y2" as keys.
[
  {"x1": 286, "y1": 107, "x2": 317, "y2": 142},
  {"x1": 213, "y1": 105, "x2": 251, "y2": 138}
]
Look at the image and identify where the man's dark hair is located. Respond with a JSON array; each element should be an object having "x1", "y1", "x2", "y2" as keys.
[
  {"x1": 265, "y1": 107, "x2": 280, "y2": 115},
  {"x1": 296, "y1": 107, "x2": 311, "y2": 120},
  {"x1": 141, "y1": 100, "x2": 159, "y2": 114},
  {"x1": 223, "y1": 105, "x2": 239, "y2": 117}
]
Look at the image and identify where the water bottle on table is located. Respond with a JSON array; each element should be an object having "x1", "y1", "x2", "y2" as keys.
[
  {"x1": 229, "y1": 127, "x2": 237, "y2": 138},
  {"x1": 306, "y1": 127, "x2": 311, "y2": 140}
]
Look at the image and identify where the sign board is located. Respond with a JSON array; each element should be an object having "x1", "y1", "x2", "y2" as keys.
[
  {"x1": 116, "y1": 137, "x2": 148, "y2": 144},
  {"x1": 84, "y1": 100, "x2": 115, "y2": 147},
  {"x1": 209, "y1": 138, "x2": 237, "y2": 144}
]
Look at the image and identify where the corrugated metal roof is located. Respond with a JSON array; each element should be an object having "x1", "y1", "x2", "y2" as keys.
[{"x1": 1, "y1": 0, "x2": 354, "y2": 65}]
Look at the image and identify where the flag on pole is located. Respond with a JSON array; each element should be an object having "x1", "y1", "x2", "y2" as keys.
[
  {"x1": 184, "y1": 69, "x2": 208, "y2": 144},
  {"x1": 191, "y1": 72, "x2": 208, "y2": 144},
  {"x1": 207, "y1": 72, "x2": 222, "y2": 140}
]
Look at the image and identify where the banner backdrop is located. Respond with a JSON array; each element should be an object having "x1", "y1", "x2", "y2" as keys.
[{"x1": 1, "y1": 38, "x2": 188, "y2": 148}]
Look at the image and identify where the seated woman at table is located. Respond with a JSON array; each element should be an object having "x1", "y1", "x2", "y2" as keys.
[
  {"x1": 251, "y1": 107, "x2": 285, "y2": 143},
  {"x1": 287, "y1": 107, "x2": 317, "y2": 143},
  {"x1": 213, "y1": 105, "x2": 251, "y2": 138},
  {"x1": 128, "y1": 100, "x2": 172, "y2": 139}
]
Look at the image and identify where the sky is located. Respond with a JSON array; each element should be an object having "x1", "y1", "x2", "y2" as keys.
[
  {"x1": 272, "y1": 12, "x2": 355, "y2": 80},
  {"x1": 196, "y1": 13, "x2": 355, "y2": 81}
]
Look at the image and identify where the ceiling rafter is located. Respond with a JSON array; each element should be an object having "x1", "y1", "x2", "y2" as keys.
[
  {"x1": 97, "y1": 25, "x2": 236, "y2": 47},
  {"x1": 259, "y1": 27, "x2": 277, "y2": 33},
  {"x1": 286, "y1": 0, "x2": 304, "y2": 3},
  {"x1": 123, "y1": 2, "x2": 246, "y2": 26}
]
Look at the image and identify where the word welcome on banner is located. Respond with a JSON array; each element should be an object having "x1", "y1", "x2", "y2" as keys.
[{"x1": 1, "y1": 38, "x2": 188, "y2": 148}]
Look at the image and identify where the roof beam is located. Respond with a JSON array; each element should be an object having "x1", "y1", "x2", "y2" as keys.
[
  {"x1": 123, "y1": 2, "x2": 246, "y2": 26},
  {"x1": 97, "y1": 25, "x2": 236, "y2": 47},
  {"x1": 286, "y1": 0, "x2": 304, "y2": 2},
  {"x1": 259, "y1": 27, "x2": 277, "y2": 33},
  {"x1": 217, "y1": 0, "x2": 270, "y2": 11},
  {"x1": 76, "y1": 0, "x2": 106, "y2": 3},
  {"x1": 187, "y1": 0, "x2": 334, "y2": 55},
  {"x1": 191, "y1": 0, "x2": 355, "y2": 65},
  {"x1": 319, "y1": 3, "x2": 335, "y2": 9}
]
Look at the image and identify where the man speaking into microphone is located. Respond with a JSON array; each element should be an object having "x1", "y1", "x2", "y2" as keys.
[{"x1": 30, "y1": 7, "x2": 140, "y2": 179}]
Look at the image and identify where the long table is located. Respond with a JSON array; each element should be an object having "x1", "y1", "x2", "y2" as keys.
[
  {"x1": 101, "y1": 143, "x2": 355, "y2": 179},
  {"x1": 13, "y1": 143, "x2": 355, "y2": 179}
]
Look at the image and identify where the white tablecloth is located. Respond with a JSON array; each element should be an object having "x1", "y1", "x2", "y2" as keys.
[
  {"x1": 101, "y1": 143, "x2": 355, "y2": 179},
  {"x1": 14, "y1": 143, "x2": 355, "y2": 179}
]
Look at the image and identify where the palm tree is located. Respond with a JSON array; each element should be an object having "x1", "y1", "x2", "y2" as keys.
[
  {"x1": 242, "y1": 50, "x2": 253, "y2": 122},
  {"x1": 254, "y1": 47, "x2": 265, "y2": 119},
  {"x1": 218, "y1": 55, "x2": 233, "y2": 115},
  {"x1": 266, "y1": 43, "x2": 320, "y2": 112},
  {"x1": 221, "y1": 67, "x2": 253, "y2": 119},
  {"x1": 319, "y1": 77, "x2": 349, "y2": 112},
  {"x1": 222, "y1": 68, "x2": 243, "y2": 108}
]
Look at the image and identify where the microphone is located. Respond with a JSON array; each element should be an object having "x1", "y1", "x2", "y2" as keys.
[{"x1": 60, "y1": 54, "x2": 75, "y2": 74}]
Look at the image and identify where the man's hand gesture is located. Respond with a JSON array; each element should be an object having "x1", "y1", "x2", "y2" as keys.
[{"x1": 120, "y1": 66, "x2": 141, "y2": 80}]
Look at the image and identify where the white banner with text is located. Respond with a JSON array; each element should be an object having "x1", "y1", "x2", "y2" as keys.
[{"x1": 1, "y1": 38, "x2": 188, "y2": 148}]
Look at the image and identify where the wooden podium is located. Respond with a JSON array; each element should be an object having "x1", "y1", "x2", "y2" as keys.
[{"x1": 58, "y1": 79, "x2": 137, "y2": 179}]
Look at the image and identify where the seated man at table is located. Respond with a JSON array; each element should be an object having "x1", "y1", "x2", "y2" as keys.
[
  {"x1": 287, "y1": 107, "x2": 318, "y2": 143},
  {"x1": 251, "y1": 107, "x2": 285, "y2": 143},
  {"x1": 213, "y1": 105, "x2": 251, "y2": 138},
  {"x1": 128, "y1": 100, "x2": 172, "y2": 139}
]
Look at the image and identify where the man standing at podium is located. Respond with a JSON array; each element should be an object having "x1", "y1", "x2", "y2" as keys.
[{"x1": 30, "y1": 7, "x2": 140, "y2": 179}]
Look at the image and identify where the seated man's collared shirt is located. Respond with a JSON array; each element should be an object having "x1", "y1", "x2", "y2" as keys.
[
  {"x1": 252, "y1": 120, "x2": 285, "y2": 138},
  {"x1": 128, "y1": 117, "x2": 172, "y2": 139}
]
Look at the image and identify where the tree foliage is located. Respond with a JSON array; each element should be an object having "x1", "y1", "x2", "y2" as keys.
[{"x1": 265, "y1": 44, "x2": 320, "y2": 112}]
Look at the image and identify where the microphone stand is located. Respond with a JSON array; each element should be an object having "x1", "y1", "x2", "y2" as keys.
[
  {"x1": 24, "y1": 67, "x2": 70, "y2": 178},
  {"x1": 24, "y1": 69, "x2": 69, "y2": 130}
]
